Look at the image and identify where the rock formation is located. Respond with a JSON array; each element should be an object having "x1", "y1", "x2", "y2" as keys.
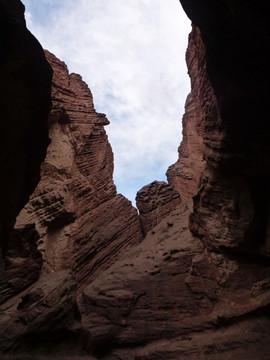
[
  {"x1": 166, "y1": 29, "x2": 207, "y2": 201},
  {"x1": 1, "y1": 0, "x2": 270, "y2": 359},
  {"x1": 181, "y1": 1, "x2": 270, "y2": 257},
  {"x1": 77, "y1": 17, "x2": 270, "y2": 359},
  {"x1": 15, "y1": 50, "x2": 143, "y2": 287},
  {"x1": 0, "y1": 47, "x2": 143, "y2": 356},
  {"x1": 136, "y1": 181, "x2": 181, "y2": 234}
]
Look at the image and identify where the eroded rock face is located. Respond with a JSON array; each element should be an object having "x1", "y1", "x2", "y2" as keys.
[
  {"x1": 76, "y1": 1, "x2": 270, "y2": 358},
  {"x1": 166, "y1": 28, "x2": 208, "y2": 201},
  {"x1": 15, "y1": 50, "x2": 144, "y2": 285},
  {"x1": 136, "y1": 181, "x2": 181, "y2": 234},
  {"x1": 0, "y1": 270, "x2": 78, "y2": 355},
  {"x1": 1, "y1": 0, "x2": 270, "y2": 359},
  {"x1": 80, "y1": 202, "x2": 204, "y2": 347},
  {"x1": 0, "y1": 49, "x2": 143, "y2": 357},
  {"x1": 180, "y1": 0, "x2": 270, "y2": 256},
  {"x1": 79, "y1": 204, "x2": 270, "y2": 360}
]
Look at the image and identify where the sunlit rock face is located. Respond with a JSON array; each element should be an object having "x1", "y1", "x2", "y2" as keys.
[{"x1": 1, "y1": 0, "x2": 270, "y2": 359}]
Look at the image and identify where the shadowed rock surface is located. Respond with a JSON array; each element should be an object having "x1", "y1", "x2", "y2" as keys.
[
  {"x1": 78, "y1": 12, "x2": 270, "y2": 358},
  {"x1": 179, "y1": 1, "x2": 270, "y2": 256},
  {"x1": 0, "y1": 0, "x2": 52, "y2": 242},
  {"x1": 1, "y1": 0, "x2": 270, "y2": 359},
  {"x1": 0, "y1": 0, "x2": 51, "y2": 305},
  {"x1": 166, "y1": 29, "x2": 207, "y2": 201}
]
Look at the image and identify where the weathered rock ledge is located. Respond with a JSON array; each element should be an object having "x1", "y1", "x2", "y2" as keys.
[{"x1": 136, "y1": 180, "x2": 181, "y2": 234}]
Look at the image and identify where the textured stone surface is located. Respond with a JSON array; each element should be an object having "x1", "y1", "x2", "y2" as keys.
[
  {"x1": 104, "y1": 318, "x2": 270, "y2": 360},
  {"x1": 179, "y1": 1, "x2": 270, "y2": 256},
  {"x1": 0, "y1": 270, "x2": 84, "y2": 356},
  {"x1": 77, "y1": 1, "x2": 270, "y2": 357},
  {"x1": 166, "y1": 27, "x2": 210, "y2": 201},
  {"x1": 1, "y1": 0, "x2": 270, "y2": 358},
  {"x1": 79, "y1": 202, "x2": 203, "y2": 348},
  {"x1": 136, "y1": 181, "x2": 181, "y2": 234},
  {"x1": 15, "y1": 51, "x2": 143, "y2": 289},
  {"x1": 0, "y1": 224, "x2": 42, "y2": 305},
  {"x1": 79, "y1": 201, "x2": 270, "y2": 359},
  {"x1": 0, "y1": 49, "x2": 143, "y2": 357}
]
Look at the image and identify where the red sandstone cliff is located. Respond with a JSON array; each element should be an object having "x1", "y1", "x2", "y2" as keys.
[
  {"x1": 136, "y1": 181, "x2": 181, "y2": 234},
  {"x1": 0, "y1": 49, "x2": 143, "y2": 356},
  {"x1": 166, "y1": 28, "x2": 207, "y2": 201},
  {"x1": 77, "y1": 22, "x2": 270, "y2": 359},
  {"x1": 0, "y1": 0, "x2": 270, "y2": 359},
  {"x1": 15, "y1": 51, "x2": 143, "y2": 286}
]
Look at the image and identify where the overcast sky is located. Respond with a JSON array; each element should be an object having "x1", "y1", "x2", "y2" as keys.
[{"x1": 22, "y1": 0, "x2": 191, "y2": 204}]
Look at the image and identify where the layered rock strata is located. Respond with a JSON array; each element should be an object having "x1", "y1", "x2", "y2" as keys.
[
  {"x1": 15, "y1": 51, "x2": 143, "y2": 287},
  {"x1": 0, "y1": 50, "x2": 143, "y2": 355},
  {"x1": 77, "y1": 13, "x2": 270, "y2": 358},
  {"x1": 179, "y1": 0, "x2": 270, "y2": 256},
  {"x1": 166, "y1": 28, "x2": 207, "y2": 201},
  {"x1": 80, "y1": 201, "x2": 270, "y2": 359},
  {"x1": 1, "y1": 0, "x2": 270, "y2": 358},
  {"x1": 136, "y1": 180, "x2": 181, "y2": 234}
]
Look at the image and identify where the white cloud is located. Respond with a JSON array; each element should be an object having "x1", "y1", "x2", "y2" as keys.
[{"x1": 23, "y1": 0, "x2": 191, "y2": 204}]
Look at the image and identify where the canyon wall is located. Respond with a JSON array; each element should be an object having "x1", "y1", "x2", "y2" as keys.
[
  {"x1": 16, "y1": 50, "x2": 143, "y2": 287},
  {"x1": 79, "y1": 18, "x2": 270, "y2": 359},
  {"x1": 180, "y1": 0, "x2": 270, "y2": 256},
  {"x1": 0, "y1": 49, "x2": 144, "y2": 356},
  {"x1": 0, "y1": 0, "x2": 52, "y2": 264},
  {"x1": 0, "y1": 0, "x2": 270, "y2": 359}
]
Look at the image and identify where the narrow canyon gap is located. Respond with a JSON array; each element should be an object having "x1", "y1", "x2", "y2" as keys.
[
  {"x1": 22, "y1": 0, "x2": 191, "y2": 204},
  {"x1": 0, "y1": 1, "x2": 270, "y2": 359}
]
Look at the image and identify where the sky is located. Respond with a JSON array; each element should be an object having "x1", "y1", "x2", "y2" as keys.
[{"x1": 22, "y1": 0, "x2": 191, "y2": 205}]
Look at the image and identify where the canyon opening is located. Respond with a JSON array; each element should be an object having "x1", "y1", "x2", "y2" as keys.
[{"x1": 0, "y1": 0, "x2": 270, "y2": 359}]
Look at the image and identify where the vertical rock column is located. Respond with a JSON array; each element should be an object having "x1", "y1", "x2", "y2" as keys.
[{"x1": 16, "y1": 51, "x2": 144, "y2": 287}]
